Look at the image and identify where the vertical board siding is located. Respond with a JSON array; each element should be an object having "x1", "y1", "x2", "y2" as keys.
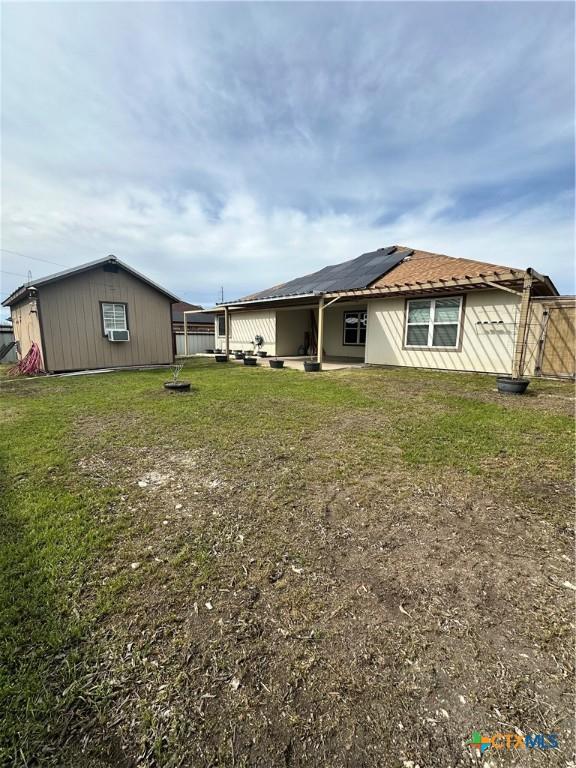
[
  {"x1": 39, "y1": 267, "x2": 173, "y2": 371},
  {"x1": 10, "y1": 299, "x2": 43, "y2": 363}
]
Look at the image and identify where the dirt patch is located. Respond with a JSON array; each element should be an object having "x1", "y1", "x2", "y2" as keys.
[{"x1": 68, "y1": 424, "x2": 574, "y2": 768}]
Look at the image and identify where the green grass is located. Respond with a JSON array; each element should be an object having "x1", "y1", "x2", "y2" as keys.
[{"x1": 0, "y1": 359, "x2": 573, "y2": 765}]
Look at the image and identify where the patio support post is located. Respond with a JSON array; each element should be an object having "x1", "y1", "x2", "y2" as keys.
[
  {"x1": 183, "y1": 312, "x2": 188, "y2": 356},
  {"x1": 224, "y1": 306, "x2": 230, "y2": 357},
  {"x1": 512, "y1": 271, "x2": 533, "y2": 379},
  {"x1": 317, "y1": 296, "x2": 325, "y2": 364}
]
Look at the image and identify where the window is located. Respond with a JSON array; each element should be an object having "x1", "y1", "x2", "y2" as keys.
[
  {"x1": 217, "y1": 315, "x2": 226, "y2": 337},
  {"x1": 101, "y1": 302, "x2": 128, "y2": 334},
  {"x1": 405, "y1": 296, "x2": 462, "y2": 348},
  {"x1": 343, "y1": 311, "x2": 367, "y2": 345}
]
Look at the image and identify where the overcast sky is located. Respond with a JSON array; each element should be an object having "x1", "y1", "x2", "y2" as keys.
[{"x1": 1, "y1": 2, "x2": 574, "y2": 309}]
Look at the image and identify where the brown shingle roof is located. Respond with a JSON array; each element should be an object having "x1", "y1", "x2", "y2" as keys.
[{"x1": 372, "y1": 247, "x2": 524, "y2": 288}]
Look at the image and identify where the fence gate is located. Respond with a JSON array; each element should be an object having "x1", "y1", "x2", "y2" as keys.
[{"x1": 538, "y1": 302, "x2": 576, "y2": 378}]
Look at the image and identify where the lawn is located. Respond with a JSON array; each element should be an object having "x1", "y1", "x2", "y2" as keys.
[{"x1": 0, "y1": 360, "x2": 574, "y2": 767}]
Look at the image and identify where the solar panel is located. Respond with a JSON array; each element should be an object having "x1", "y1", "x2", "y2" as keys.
[{"x1": 243, "y1": 247, "x2": 412, "y2": 301}]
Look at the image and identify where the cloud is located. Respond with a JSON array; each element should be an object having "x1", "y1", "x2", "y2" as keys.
[{"x1": 1, "y1": 1, "x2": 574, "y2": 305}]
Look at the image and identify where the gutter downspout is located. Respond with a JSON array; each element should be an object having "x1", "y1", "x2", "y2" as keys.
[
  {"x1": 224, "y1": 306, "x2": 230, "y2": 357},
  {"x1": 316, "y1": 295, "x2": 341, "y2": 364}
]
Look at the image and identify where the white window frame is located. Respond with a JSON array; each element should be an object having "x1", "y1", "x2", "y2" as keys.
[
  {"x1": 343, "y1": 310, "x2": 367, "y2": 346},
  {"x1": 101, "y1": 302, "x2": 128, "y2": 334},
  {"x1": 404, "y1": 296, "x2": 463, "y2": 349}
]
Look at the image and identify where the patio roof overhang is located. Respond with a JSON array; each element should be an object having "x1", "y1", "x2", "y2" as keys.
[{"x1": 211, "y1": 267, "x2": 556, "y2": 313}]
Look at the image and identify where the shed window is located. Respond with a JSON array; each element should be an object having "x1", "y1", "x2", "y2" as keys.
[
  {"x1": 102, "y1": 303, "x2": 128, "y2": 333},
  {"x1": 217, "y1": 315, "x2": 226, "y2": 337},
  {"x1": 343, "y1": 311, "x2": 367, "y2": 345},
  {"x1": 405, "y1": 297, "x2": 462, "y2": 348}
]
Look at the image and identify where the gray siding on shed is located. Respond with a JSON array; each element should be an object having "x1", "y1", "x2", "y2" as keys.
[{"x1": 38, "y1": 266, "x2": 173, "y2": 371}]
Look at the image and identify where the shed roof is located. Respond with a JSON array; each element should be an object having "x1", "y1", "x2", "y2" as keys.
[{"x1": 2, "y1": 255, "x2": 180, "y2": 307}]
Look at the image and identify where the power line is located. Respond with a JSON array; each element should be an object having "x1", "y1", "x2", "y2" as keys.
[
  {"x1": 0, "y1": 248, "x2": 68, "y2": 269},
  {"x1": 1, "y1": 269, "x2": 29, "y2": 278}
]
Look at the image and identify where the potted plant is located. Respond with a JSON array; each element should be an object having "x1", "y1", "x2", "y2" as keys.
[
  {"x1": 164, "y1": 364, "x2": 191, "y2": 392},
  {"x1": 496, "y1": 376, "x2": 530, "y2": 394},
  {"x1": 257, "y1": 350, "x2": 268, "y2": 357},
  {"x1": 234, "y1": 351, "x2": 245, "y2": 360},
  {"x1": 269, "y1": 357, "x2": 285, "y2": 369},
  {"x1": 304, "y1": 357, "x2": 321, "y2": 372},
  {"x1": 214, "y1": 352, "x2": 228, "y2": 363},
  {"x1": 244, "y1": 355, "x2": 258, "y2": 366}
]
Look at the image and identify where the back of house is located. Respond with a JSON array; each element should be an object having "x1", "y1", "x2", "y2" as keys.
[
  {"x1": 3, "y1": 256, "x2": 178, "y2": 373},
  {"x1": 212, "y1": 245, "x2": 574, "y2": 378}
]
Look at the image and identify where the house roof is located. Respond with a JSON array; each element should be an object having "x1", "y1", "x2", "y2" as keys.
[
  {"x1": 176, "y1": 311, "x2": 216, "y2": 324},
  {"x1": 2, "y1": 255, "x2": 180, "y2": 307},
  {"x1": 172, "y1": 301, "x2": 203, "y2": 322},
  {"x1": 219, "y1": 245, "x2": 557, "y2": 308},
  {"x1": 238, "y1": 246, "x2": 411, "y2": 302}
]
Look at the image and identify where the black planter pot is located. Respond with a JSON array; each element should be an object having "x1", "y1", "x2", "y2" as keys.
[
  {"x1": 234, "y1": 352, "x2": 245, "y2": 360},
  {"x1": 304, "y1": 361, "x2": 321, "y2": 372},
  {"x1": 257, "y1": 351, "x2": 268, "y2": 357},
  {"x1": 496, "y1": 376, "x2": 530, "y2": 394},
  {"x1": 205, "y1": 348, "x2": 214, "y2": 354},
  {"x1": 214, "y1": 354, "x2": 228, "y2": 363},
  {"x1": 164, "y1": 381, "x2": 191, "y2": 392},
  {"x1": 269, "y1": 359, "x2": 285, "y2": 369},
  {"x1": 244, "y1": 356, "x2": 258, "y2": 366}
]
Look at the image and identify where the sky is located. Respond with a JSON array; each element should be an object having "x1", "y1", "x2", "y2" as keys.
[{"x1": 1, "y1": 1, "x2": 574, "y2": 311}]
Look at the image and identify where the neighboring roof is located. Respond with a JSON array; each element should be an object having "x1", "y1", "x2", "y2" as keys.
[
  {"x1": 2, "y1": 255, "x2": 180, "y2": 306},
  {"x1": 176, "y1": 312, "x2": 215, "y2": 324},
  {"x1": 221, "y1": 245, "x2": 558, "y2": 308},
  {"x1": 238, "y1": 246, "x2": 411, "y2": 302},
  {"x1": 172, "y1": 301, "x2": 203, "y2": 322}
]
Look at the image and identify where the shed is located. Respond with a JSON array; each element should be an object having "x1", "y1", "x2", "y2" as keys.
[{"x1": 2, "y1": 255, "x2": 179, "y2": 373}]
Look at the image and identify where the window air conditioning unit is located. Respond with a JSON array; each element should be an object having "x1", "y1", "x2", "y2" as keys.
[{"x1": 107, "y1": 329, "x2": 130, "y2": 342}]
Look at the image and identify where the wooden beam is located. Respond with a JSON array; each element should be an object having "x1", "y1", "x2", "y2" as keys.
[
  {"x1": 484, "y1": 281, "x2": 523, "y2": 296},
  {"x1": 512, "y1": 272, "x2": 533, "y2": 378},
  {"x1": 184, "y1": 311, "x2": 188, "y2": 356},
  {"x1": 317, "y1": 296, "x2": 325, "y2": 365}
]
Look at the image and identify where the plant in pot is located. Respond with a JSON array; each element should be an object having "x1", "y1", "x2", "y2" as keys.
[
  {"x1": 234, "y1": 350, "x2": 244, "y2": 360},
  {"x1": 304, "y1": 356, "x2": 321, "y2": 373},
  {"x1": 214, "y1": 351, "x2": 228, "y2": 362},
  {"x1": 269, "y1": 356, "x2": 284, "y2": 369},
  {"x1": 164, "y1": 364, "x2": 191, "y2": 392},
  {"x1": 496, "y1": 375, "x2": 530, "y2": 394},
  {"x1": 244, "y1": 354, "x2": 257, "y2": 366},
  {"x1": 496, "y1": 352, "x2": 530, "y2": 394}
]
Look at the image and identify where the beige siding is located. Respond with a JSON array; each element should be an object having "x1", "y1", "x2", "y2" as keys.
[
  {"x1": 366, "y1": 290, "x2": 520, "y2": 374},
  {"x1": 38, "y1": 266, "x2": 173, "y2": 372},
  {"x1": 216, "y1": 310, "x2": 276, "y2": 354},
  {"x1": 322, "y1": 303, "x2": 366, "y2": 359},
  {"x1": 276, "y1": 308, "x2": 312, "y2": 355},
  {"x1": 10, "y1": 298, "x2": 43, "y2": 364}
]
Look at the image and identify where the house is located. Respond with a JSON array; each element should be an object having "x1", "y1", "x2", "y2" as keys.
[
  {"x1": 171, "y1": 302, "x2": 216, "y2": 355},
  {"x1": 212, "y1": 245, "x2": 573, "y2": 377},
  {"x1": 2, "y1": 255, "x2": 179, "y2": 373}
]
